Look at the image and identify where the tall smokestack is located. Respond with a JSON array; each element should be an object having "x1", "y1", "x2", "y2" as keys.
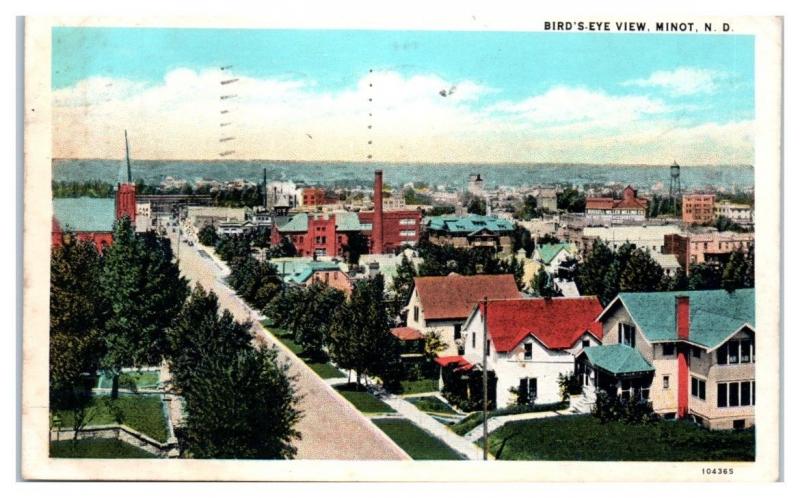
[
  {"x1": 263, "y1": 168, "x2": 267, "y2": 209},
  {"x1": 373, "y1": 170, "x2": 384, "y2": 254}
]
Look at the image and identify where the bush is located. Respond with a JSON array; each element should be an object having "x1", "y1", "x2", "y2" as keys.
[
  {"x1": 558, "y1": 372, "x2": 583, "y2": 401},
  {"x1": 592, "y1": 390, "x2": 658, "y2": 425}
]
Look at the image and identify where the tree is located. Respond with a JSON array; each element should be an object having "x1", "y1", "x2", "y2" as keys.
[
  {"x1": 575, "y1": 240, "x2": 617, "y2": 305},
  {"x1": 531, "y1": 266, "x2": 561, "y2": 298},
  {"x1": 721, "y1": 248, "x2": 754, "y2": 292},
  {"x1": 618, "y1": 248, "x2": 665, "y2": 293},
  {"x1": 557, "y1": 188, "x2": 586, "y2": 213},
  {"x1": 515, "y1": 195, "x2": 539, "y2": 220},
  {"x1": 99, "y1": 218, "x2": 188, "y2": 397},
  {"x1": 180, "y1": 346, "x2": 301, "y2": 459},
  {"x1": 328, "y1": 275, "x2": 401, "y2": 387},
  {"x1": 198, "y1": 224, "x2": 219, "y2": 247},
  {"x1": 688, "y1": 263, "x2": 723, "y2": 290},
  {"x1": 290, "y1": 283, "x2": 346, "y2": 361},
  {"x1": 466, "y1": 196, "x2": 487, "y2": 215},
  {"x1": 538, "y1": 233, "x2": 561, "y2": 245},
  {"x1": 663, "y1": 267, "x2": 689, "y2": 291},
  {"x1": 49, "y1": 235, "x2": 107, "y2": 408},
  {"x1": 512, "y1": 224, "x2": 535, "y2": 257},
  {"x1": 166, "y1": 284, "x2": 253, "y2": 393},
  {"x1": 343, "y1": 231, "x2": 370, "y2": 266}
]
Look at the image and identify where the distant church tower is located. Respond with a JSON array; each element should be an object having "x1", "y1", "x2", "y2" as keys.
[{"x1": 115, "y1": 130, "x2": 137, "y2": 222}]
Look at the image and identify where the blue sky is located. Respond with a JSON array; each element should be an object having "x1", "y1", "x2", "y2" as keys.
[{"x1": 51, "y1": 27, "x2": 755, "y2": 163}]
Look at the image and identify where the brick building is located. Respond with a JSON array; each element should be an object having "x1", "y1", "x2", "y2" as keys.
[
  {"x1": 682, "y1": 193, "x2": 716, "y2": 224},
  {"x1": 52, "y1": 135, "x2": 137, "y2": 252},
  {"x1": 663, "y1": 231, "x2": 755, "y2": 271},
  {"x1": 585, "y1": 186, "x2": 648, "y2": 226},
  {"x1": 271, "y1": 171, "x2": 422, "y2": 255}
]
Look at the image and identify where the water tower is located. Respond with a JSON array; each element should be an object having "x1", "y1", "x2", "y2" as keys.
[{"x1": 668, "y1": 161, "x2": 682, "y2": 216}]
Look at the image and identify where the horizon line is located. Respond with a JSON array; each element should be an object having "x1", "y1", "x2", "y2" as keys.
[{"x1": 52, "y1": 158, "x2": 754, "y2": 168}]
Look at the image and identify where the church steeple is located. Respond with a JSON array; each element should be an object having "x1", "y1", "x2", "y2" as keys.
[
  {"x1": 124, "y1": 129, "x2": 132, "y2": 183},
  {"x1": 115, "y1": 130, "x2": 137, "y2": 222}
]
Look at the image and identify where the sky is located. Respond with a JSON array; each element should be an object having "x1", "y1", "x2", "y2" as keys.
[{"x1": 51, "y1": 27, "x2": 754, "y2": 164}]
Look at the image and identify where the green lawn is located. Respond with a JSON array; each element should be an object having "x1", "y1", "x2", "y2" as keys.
[
  {"x1": 92, "y1": 370, "x2": 161, "y2": 390},
  {"x1": 485, "y1": 415, "x2": 755, "y2": 461},
  {"x1": 406, "y1": 396, "x2": 457, "y2": 415},
  {"x1": 52, "y1": 395, "x2": 169, "y2": 443},
  {"x1": 450, "y1": 401, "x2": 568, "y2": 436},
  {"x1": 398, "y1": 378, "x2": 439, "y2": 394},
  {"x1": 50, "y1": 438, "x2": 158, "y2": 458},
  {"x1": 373, "y1": 418, "x2": 464, "y2": 460},
  {"x1": 335, "y1": 383, "x2": 396, "y2": 414},
  {"x1": 262, "y1": 322, "x2": 345, "y2": 379}
]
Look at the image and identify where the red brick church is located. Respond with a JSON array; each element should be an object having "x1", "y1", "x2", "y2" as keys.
[{"x1": 51, "y1": 132, "x2": 137, "y2": 252}]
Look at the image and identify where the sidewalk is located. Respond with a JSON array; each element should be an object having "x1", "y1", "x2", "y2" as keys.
[
  {"x1": 463, "y1": 408, "x2": 573, "y2": 442},
  {"x1": 381, "y1": 394, "x2": 490, "y2": 461}
]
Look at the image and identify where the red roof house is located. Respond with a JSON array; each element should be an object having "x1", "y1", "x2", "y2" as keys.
[
  {"x1": 476, "y1": 297, "x2": 603, "y2": 352},
  {"x1": 405, "y1": 273, "x2": 522, "y2": 356},
  {"x1": 459, "y1": 296, "x2": 605, "y2": 408}
]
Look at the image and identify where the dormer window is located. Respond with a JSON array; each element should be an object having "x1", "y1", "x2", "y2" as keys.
[
  {"x1": 618, "y1": 323, "x2": 636, "y2": 348},
  {"x1": 524, "y1": 343, "x2": 533, "y2": 360}
]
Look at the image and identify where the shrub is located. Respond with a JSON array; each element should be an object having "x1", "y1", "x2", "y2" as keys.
[
  {"x1": 558, "y1": 372, "x2": 583, "y2": 401},
  {"x1": 592, "y1": 390, "x2": 658, "y2": 424}
]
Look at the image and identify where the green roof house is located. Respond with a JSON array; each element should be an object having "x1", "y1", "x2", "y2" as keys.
[
  {"x1": 575, "y1": 288, "x2": 756, "y2": 430},
  {"x1": 422, "y1": 214, "x2": 515, "y2": 254}
]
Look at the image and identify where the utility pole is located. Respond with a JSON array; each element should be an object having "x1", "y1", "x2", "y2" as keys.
[{"x1": 482, "y1": 295, "x2": 489, "y2": 461}]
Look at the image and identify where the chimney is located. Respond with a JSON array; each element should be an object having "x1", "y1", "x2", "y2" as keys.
[
  {"x1": 373, "y1": 170, "x2": 384, "y2": 254},
  {"x1": 675, "y1": 295, "x2": 690, "y2": 340}
]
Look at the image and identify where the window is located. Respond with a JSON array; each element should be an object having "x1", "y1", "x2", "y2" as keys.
[
  {"x1": 733, "y1": 419, "x2": 746, "y2": 430},
  {"x1": 524, "y1": 343, "x2": 533, "y2": 360},
  {"x1": 472, "y1": 332, "x2": 476, "y2": 349},
  {"x1": 663, "y1": 376, "x2": 670, "y2": 389},
  {"x1": 453, "y1": 323, "x2": 462, "y2": 341},
  {"x1": 400, "y1": 230, "x2": 416, "y2": 237},
  {"x1": 691, "y1": 377, "x2": 706, "y2": 400},
  {"x1": 413, "y1": 306, "x2": 419, "y2": 323},
  {"x1": 518, "y1": 378, "x2": 538, "y2": 404},
  {"x1": 662, "y1": 343, "x2": 675, "y2": 356},
  {"x1": 717, "y1": 381, "x2": 755, "y2": 408},
  {"x1": 582, "y1": 339, "x2": 591, "y2": 348},
  {"x1": 618, "y1": 323, "x2": 636, "y2": 348},
  {"x1": 692, "y1": 347, "x2": 701, "y2": 359},
  {"x1": 717, "y1": 339, "x2": 755, "y2": 366}
]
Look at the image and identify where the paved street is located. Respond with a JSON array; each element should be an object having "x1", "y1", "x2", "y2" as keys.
[{"x1": 168, "y1": 231, "x2": 409, "y2": 460}]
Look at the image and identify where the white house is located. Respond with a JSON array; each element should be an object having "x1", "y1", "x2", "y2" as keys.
[
  {"x1": 532, "y1": 242, "x2": 578, "y2": 274},
  {"x1": 460, "y1": 296, "x2": 604, "y2": 408}
]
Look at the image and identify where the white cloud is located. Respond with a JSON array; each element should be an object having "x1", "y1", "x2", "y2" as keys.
[
  {"x1": 624, "y1": 67, "x2": 724, "y2": 96},
  {"x1": 52, "y1": 68, "x2": 751, "y2": 165}
]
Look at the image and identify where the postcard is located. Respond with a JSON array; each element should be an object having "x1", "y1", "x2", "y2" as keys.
[{"x1": 22, "y1": 14, "x2": 782, "y2": 481}]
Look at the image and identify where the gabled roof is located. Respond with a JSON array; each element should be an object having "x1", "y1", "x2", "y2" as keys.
[
  {"x1": 434, "y1": 355, "x2": 473, "y2": 372},
  {"x1": 423, "y1": 214, "x2": 514, "y2": 234},
  {"x1": 581, "y1": 344, "x2": 654, "y2": 375},
  {"x1": 278, "y1": 212, "x2": 370, "y2": 233},
  {"x1": 477, "y1": 297, "x2": 603, "y2": 352},
  {"x1": 536, "y1": 243, "x2": 575, "y2": 264},
  {"x1": 52, "y1": 198, "x2": 116, "y2": 233},
  {"x1": 390, "y1": 327, "x2": 424, "y2": 341},
  {"x1": 600, "y1": 289, "x2": 755, "y2": 349},
  {"x1": 413, "y1": 273, "x2": 520, "y2": 321},
  {"x1": 585, "y1": 197, "x2": 616, "y2": 210},
  {"x1": 272, "y1": 258, "x2": 343, "y2": 284}
]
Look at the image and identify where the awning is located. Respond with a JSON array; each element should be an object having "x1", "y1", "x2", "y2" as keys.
[
  {"x1": 434, "y1": 355, "x2": 474, "y2": 372},
  {"x1": 390, "y1": 327, "x2": 425, "y2": 341},
  {"x1": 581, "y1": 344, "x2": 654, "y2": 376}
]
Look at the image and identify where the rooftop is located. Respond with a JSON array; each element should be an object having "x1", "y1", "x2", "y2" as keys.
[
  {"x1": 423, "y1": 214, "x2": 514, "y2": 235},
  {"x1": 535, "y1": 243, "x2": 576, "y2": 265},
  {"x1": 52, "y1": 197, "x2": 116, "y2": 233},
  {"x1": 278, "y1": 212, "x2": 370, "y2": 233},
  {"x1": 581, "y1": 344, "x2": 654, "y2": 375},
  {"x1": 602, "y1": 289, "x2": 755, "y2": 349},
  {"x1": 476, "y1": 297, "x2": 603, "y2": 352},
  {"x1": 413, "y1": 273, "x2": 520, "y2": 320}
]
